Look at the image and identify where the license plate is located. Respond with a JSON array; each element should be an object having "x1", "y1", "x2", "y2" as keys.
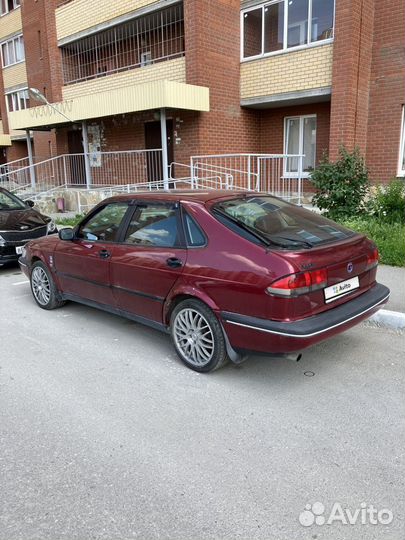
[
  {"x1": 324, "y1": 276, "x2": 360, "y2": 303},
  {"x1": 15, "y1": 245, "x2": 25, "y2": 255}
]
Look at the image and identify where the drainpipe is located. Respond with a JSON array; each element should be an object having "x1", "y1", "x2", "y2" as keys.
[
  {"x1": 160, "y1": 108, "x2": 169, "y2": 190},
  {"x1": 26, "y1": 130, "x2": 36, "y2": 190},
  {"x1": 81, "y1": 121, "x2": 92, "y2": 189}
]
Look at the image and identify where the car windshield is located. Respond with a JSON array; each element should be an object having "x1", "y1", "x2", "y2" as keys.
[
  {"x1": 213, "y1": 196, "x2": 355, "y2": 248},
  {"x1": 0, "y1": 189, "x2": 26, "y2": 211}
]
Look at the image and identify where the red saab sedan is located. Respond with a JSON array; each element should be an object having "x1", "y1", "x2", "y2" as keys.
[{"x1": 19, "y1": 191, "x2": 389, "y2": 372}]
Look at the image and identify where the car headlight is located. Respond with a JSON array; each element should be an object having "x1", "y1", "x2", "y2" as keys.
[
  {"x1": 47, "y1": 220, "x2": 56, "y2": 234},
  {"x1": 0, "y1": 234, "x2": 6, "y2": 247}
]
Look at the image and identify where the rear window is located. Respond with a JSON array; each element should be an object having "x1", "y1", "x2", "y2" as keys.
[{"x1": 212, "y1": 196, "x2": 355, "y2": 249}]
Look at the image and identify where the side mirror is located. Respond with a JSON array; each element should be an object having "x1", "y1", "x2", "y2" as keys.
[
  {"x1": 59, "y1": 228, "x2": 75, "y2": 241},
  {"x1": 25, "y1": 200, "x2": 35, "y2": 208}
]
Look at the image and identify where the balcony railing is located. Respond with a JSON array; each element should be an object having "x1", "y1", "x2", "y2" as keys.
[{"x1": 61, "y1": 3, "x2": 185, "y2": 85}]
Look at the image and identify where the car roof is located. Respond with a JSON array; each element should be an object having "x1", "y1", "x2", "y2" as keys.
[{"x1": 109, "y1": 189, "x2": 256, "y2": 204}]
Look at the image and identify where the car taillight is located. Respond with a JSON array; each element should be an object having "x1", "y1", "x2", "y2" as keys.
[
  {"x1": 266, "y1": 269, "x2": 328, "y2": 297},
  {"x1": 366, "y1": 247, "x2": 379, "y2": 270}
]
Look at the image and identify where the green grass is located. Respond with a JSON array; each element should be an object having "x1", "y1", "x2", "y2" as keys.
[
  {"x1": 339, "y1": 217, "x2": 405, "y2": 267},
  {"x1": 54, "y1": 214, "x2": 84, "y2": 227}
]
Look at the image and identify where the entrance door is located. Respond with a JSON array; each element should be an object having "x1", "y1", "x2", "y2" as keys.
[
  {"x1": 67, "y1": 129, "x2": 86, "y2": 185},
  {"x1": 144, "y1": 120, "x2": 173, "y2": 183},
  {"x1": 284, "y1": 115, "x2": 317, "y2": 177}
]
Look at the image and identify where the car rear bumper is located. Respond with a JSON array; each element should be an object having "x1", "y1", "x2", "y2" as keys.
[{"x1": 221, "y1": 283, "x2": 390, "y2": 354}]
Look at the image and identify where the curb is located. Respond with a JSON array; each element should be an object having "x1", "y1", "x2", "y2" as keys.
[{"x1": 367, "y1": 309, "x2": 405, "y2": 331}]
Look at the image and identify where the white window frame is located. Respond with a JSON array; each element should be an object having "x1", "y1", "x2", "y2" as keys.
[
  {"x1": 398, "y1": 106, "x2": 405, "y2": 177},
  {"x1": 284, "y1": 114, "x2": 317, "y2": 178},
  {"x1": 240, "y1": 0, "x2": 335, "y2": 62},
  {"x1": 0, "y1": 0, "x2": 20, "y2": 17},
  {"x1": 5, "y1": 87, "x2": 29, "y2": 112},
  {"x1": 0, "y1": 34, "x2": 25, "y2": 68}
]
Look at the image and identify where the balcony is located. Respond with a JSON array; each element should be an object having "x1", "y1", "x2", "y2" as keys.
[
  {"x1": 0, "y1": 4, "x2": 22, "y2": 40},
  {"x1": 240, "y1": 0, "x2": 334, "y2": 108},
  {"x1": 60, "y1": 3, "x2": 185, "y2": 87},
  {"x1": 2, "y1": 61, "x2": 27, "y2": 90},
  {"x1": 62, "y1": 58, "x2": 186, "y2": 101},
  {"x1": 240, "y1": 43, "x2": 333, "y2": 108},
  {"x1": 55, "y1": 0, "x2": 174, "y2": 42}
]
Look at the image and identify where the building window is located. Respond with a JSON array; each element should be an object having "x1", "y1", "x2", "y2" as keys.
[
  {"x1": 6, "y1": 88, "x2": 29, "y2": 112},
  {"x1": 0, "y1": 0, "x2": 20, "y2": 16},
  {"x1": 1, "y1": 34, "x2": 25, "y2": 67},
  {"x1": 61, "y1": 3, "x2": 185, "y2": 85},
  {"x1": 284, "y1": 115, "x2": 317, "y2": 177},
  {"x1": 241, "y1": 0, "x2": 334, "y2": 60},
  {"x1": 399, "y1": 106, "x2": 405, "y2": 177}
]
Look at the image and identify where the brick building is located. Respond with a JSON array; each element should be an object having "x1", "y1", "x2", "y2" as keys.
[{"x1": 0, "y1": 0, "x2": 404, "y2": 184}]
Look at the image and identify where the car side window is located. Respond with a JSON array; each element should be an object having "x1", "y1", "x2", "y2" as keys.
[
  {"x1": 77, "y1": 203, "x2": 129, "y2": 242},
  {"x1": 183, "y1": 212, "x2": 206, "y2": 247},
  {"x1": 123, "y1": 204, "x2": 179, "y2": 247}
]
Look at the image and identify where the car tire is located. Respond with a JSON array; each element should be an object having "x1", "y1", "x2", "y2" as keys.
[
  {"x1": 30, "y1": 260, "x2": 66, "y2": 310},
  {"x1": 170, "y1": 299, "x2": 229, "y2": 373}
]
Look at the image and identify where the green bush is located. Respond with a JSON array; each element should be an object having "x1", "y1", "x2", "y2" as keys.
[
  {"x1": 339, "y1": 217, "x2": 405, "y2": 267},
  {"x1": 311, "y1": 147, "x2": 370, "y2": 220},
  {"x1": 369, "y1": 179, "x2": 405, "y2": 224},
  {"x1": 55, "y1": 214, "x2": 84, "y2": 227}
]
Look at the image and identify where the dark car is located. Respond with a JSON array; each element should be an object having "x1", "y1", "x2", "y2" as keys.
[
  {"x1": 19, "y1": 190, "x2": 389, "y2": 372},
  {"x1": 0, "y1": 187, "x2": 57, "y2": 266}
]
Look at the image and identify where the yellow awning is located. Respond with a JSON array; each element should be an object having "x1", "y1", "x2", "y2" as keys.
[
  {"x1": 9, "y1": 80, "x2": 210, "y2": 131},
  {"x1": 0, "y1": 134, "x2": 11, "y2": 146},
  {"x1": 0, "y1": 121, "x2": 11, "y2": 146}
]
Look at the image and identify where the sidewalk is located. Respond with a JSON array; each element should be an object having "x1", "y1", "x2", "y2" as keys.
[{"x1": 377, "y1": 264, "x2": 405, "y2": 313}]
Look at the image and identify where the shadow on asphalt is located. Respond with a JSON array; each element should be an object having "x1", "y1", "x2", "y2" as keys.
[
  {"x1": 1, "y1": 259, "x2": 370, "y2": 389},
  {"x1": 51, "y1": 297, "x2": 366, "y2": 392},
  {"x1": 0, "y1": 261, "x2": 22, "y2": 275}
]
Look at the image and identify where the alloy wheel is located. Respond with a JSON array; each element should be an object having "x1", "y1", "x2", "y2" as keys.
[
  {"x1": 31, "y1": 266, "x2": 51, "y2": 306},
  {"x1": 173, "y1": 308, "x2": 215, "y2": 367}
]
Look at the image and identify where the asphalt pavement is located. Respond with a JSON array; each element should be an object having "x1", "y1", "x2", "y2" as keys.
[
  {"x1": 376, "y1": 264, "x2": 405, "y2": 313},
  {"x1": 0, "y1": 263, "x2": 404, "y2": 540}
]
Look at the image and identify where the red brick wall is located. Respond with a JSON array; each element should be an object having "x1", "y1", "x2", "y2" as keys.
[
  {"x1": 0, "y1": 54, "x2": 11, "y2": 142},
  {"x1": 184, "y1": 0, "x2": 260, "y2": 155},
  {"x1": 366, "y1": 0, "x2": 405, "y2": 182},
  {"x1": 329, "y1": 0, "x2": 375, "y2": 160},
  {"x1": 260, "y1": 102, "x2": 331, "y2": 164},
  {"x1": 21, "y1": 0, "x2": 61, "y2": 160},
  {"x1": 22, "y1": 0, "x2": 64, "y2": 104},
  {"x1": 33, "y1": 131, "x2": 57, "y2": 158},
  {"x1": 4, "y1": 140, "x2": 28, "y2": 162}
]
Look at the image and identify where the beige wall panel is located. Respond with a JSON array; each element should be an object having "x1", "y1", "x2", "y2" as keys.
[
  {"x1": 241, "y1": 44, "x2": 333, "y2": 100},
  {"x1": 56, "y1": 0, "x2": 160, "y2": 41},
  {"x1": 63, "y1": 58, "x2": 186, "y2": 100},
  {"x1": 3, "y1": 61, "x2": 28, "y2": 90},
  {"x1": 0, "y1": 8, "x2": 22, "y2": 40}
]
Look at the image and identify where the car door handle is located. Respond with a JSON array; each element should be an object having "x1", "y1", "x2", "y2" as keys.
[
  {"x1": 99, "y1": 249, "x2": 111, "y2": 259},
  {"x1": 166, "y1": 257, "x2": 183, "y2": 268}
]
